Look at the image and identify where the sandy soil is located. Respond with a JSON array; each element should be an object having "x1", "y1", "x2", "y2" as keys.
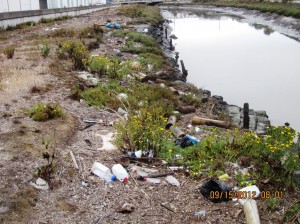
[{"x1": 0, "y1": 5, "x2": 298, "y2": 224}]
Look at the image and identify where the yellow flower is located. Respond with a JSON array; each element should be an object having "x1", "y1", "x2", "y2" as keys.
[{"x1": 168, "y1": 149, "x2": 172, "y2": 153}]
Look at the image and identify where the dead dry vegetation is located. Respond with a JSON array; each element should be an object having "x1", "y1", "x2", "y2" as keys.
[{"x1": 0, "y1": 5, "x2": 299, "y2": 224}]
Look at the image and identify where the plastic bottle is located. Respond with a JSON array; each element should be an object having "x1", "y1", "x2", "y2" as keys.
[
  {"x1": 91, "y1": 162, "x2": 116, "y2": 182},
  {"x1": 112, "y1": 164, "x2": 129, "y2": 182}
]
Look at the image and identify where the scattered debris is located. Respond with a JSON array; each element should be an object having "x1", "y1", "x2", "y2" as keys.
[
  {"x1": 112, "y1": 164, "x2": 129, "y2": 182},
  {"x1": 91, "y1": 162, "x2": 116, "y2": 182},
  {"x1": 194, "y1": 210, "x2": 206, "y2": 220},
  {"x1": 69, "y1": 151, "x2": 79, "y2": 170},
  {"x1": 192, "y1": 116, "x2": 231, "y2": 129},
  {"x1": 199, "y1": 179, "x2": 232, "y2": 203},
  {"x1": 97, "y1": 133, "x2": 117, "y2": 151},
  {"x1": 166, "y1": 175, "x2": 180, "y2": 187},
  {"x1": 144, "y1": 177, "x2": 161, "y2": 184},
  {"x1": 30, "y1": 178, "x2": 49, "y2": 190},
  {"x1": 117, "y1": 202, "x2": 135, "y2": 213}
]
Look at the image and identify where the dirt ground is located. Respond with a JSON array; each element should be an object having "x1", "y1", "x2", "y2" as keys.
[{"x1": 0, "y1": 6, "x2": 298, "y2": 224}]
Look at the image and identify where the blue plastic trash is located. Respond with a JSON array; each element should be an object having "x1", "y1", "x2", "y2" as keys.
[
  {"x1": 105, "y1": 22, "x2": 113, "y2": 28},
  {"x1": 114, "y1": 23, "x2": 121, "y2": 29},
  {"x1": 186, "y1": 135, "x2": 200, "y2": 144}
]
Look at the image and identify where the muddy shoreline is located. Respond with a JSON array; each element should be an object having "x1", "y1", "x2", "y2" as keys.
[{"x1": 160, "y1": 4, "x2": 300, "y2": 42}]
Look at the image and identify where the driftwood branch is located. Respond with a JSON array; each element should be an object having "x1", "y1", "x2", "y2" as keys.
[{"x1": 192, "y1": 116, "x2": 231, "y2": 129}]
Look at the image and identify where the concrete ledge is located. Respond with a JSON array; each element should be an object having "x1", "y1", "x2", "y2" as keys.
[{"x1": 0, "y1": 5, "x2": 105, "y2": 21}]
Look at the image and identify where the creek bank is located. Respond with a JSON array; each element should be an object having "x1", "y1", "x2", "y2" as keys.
[{"x1": 155, "y1": 8, "x2": 271, "y2": 134}]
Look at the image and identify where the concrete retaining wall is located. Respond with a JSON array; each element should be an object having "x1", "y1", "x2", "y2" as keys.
[{"x1": 0, "y1": 5, "x2": 109, "y2": 29}]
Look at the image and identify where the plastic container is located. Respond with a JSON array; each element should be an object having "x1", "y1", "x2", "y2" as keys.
[
  {"x1": 91, "y1": 162, "x2": 116, "y2": 182},
  {"x1": 112, "y1": 164, "x2": 129, "y2": 182}
]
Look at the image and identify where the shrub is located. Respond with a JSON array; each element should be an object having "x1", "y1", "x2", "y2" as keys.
[
  {"x1": 57, "y1": 40, "x2": 89, "y2": 70},
  {"x1": 114, "y1": 106, "x2": 171, "y2": 155},
  {"x1": 3, "y1": 45, "x2": 15, "y2": 59},
  {"x1": 83, "y1": 56, "x2": 132, "y2": 80},
  {"x1": 27, "y1": 102, "x2": 63, "y2": 121},
  {"x1": 40, "y1": 40, "x2": 50, "y2": 57}
]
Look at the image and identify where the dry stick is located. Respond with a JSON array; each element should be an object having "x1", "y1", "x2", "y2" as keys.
[
  {"x1": 160, "y1": 203, "x2": 176, "y2": 213},
  {"x1": 70, "y1": 151, "x2": 79, "y2": 170},
  {"x1": 129, "y1": 172, "x2": 138, "y2": 186}
]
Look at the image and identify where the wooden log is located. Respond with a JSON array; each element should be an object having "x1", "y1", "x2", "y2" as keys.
[
  {"x1": 166, "y1": 115, "x2": 177, "y2": 129},
  {"x1": 243, "y1": 200, "x2": 260, "y2": 224},
  {"x1": 192, "y1": 116, "x2": 231, "y2": 129},
  {"x1": 179, "y1": 106, "x2": 196, "y2": 114}
]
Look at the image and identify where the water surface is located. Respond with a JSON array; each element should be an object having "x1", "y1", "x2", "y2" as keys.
[{"x1": 163, "y1": 10, "x2": 300, "y2": 131}]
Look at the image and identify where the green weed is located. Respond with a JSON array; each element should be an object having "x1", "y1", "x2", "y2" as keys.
[
  {"x1": 3, "y1": 45, "x2": 15, "y2": 59},
  {"x1": 27, "y1": 102, "x2": 64, "y2": 121},
  {"x1": 283, "y1": 201, "x2": 300, "y2": 222},
  {"x1": 80, "y1": 81, "x2": 127, "y2": 110},
  {"x1": 40, "y1": 40, "x2": 50, "y2": 57}
]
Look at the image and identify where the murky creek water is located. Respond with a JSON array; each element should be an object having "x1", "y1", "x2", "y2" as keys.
[{"x1": 162, "y1": 9, "x2": 300, "y2": 132}]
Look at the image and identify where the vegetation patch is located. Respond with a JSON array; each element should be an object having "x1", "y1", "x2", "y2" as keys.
[
  {"x1": 39, "y1": 16, "x2": 71, "y2": 24},
  {"x1": 79, "y1": 24, "x2": 103, "y2": 39},
  {"x1": 180, "y1": 93, "x2": 201, "y2": 108},
  {"x1": 283, "y1": 201, "x2": 300, "y2": 223},
  {"x1": 48, "y1": 28, "x2": 75, "y2": 38},
  {"x1": 159, "y1": 126, "x2": 300, "y2": 188},
  {"x1": 112, "y1": 30, "x2": 158, "y2": 47},
  {"x1": 118, "y1": 4, "x2": 163, "y2": 25},
  {"x1": 84, "y1": 56, "x2": 132, "y2": 79},
  {"x1": 114, "y1": 106, "x2": 171, "y2": 155},
  {"x1": 80, "y1": 81, "x2": 127, "y2": 110},
  {"x1": 27, "y1": 102, "x2": 64, "y2": 121},
  {"x1": 196, "y1": 1, "x2": 300, "y2": 18},
  {"x1": 57, "y1": 40, "x2": 89, "y2": 70},
  {"x1": 3, "y1": 45, "x2": 16, "y2": 59}
]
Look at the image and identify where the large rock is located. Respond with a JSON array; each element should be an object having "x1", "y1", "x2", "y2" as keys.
[
  {"x1": 257, "y1": 116, "x2": 271, "y2": 125},
  {"x1": 255, "y1": 110, "x2": 268, "y2": 117},
  {"x1": 256, "y1": 122, "x2": 267, "y2": 135},
  {"x1": 226, "y1": 105, "x2": 240, "y2": 114},
  {"x1": 249, "y1": 115, "x2": 258, "y2": 131}
]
